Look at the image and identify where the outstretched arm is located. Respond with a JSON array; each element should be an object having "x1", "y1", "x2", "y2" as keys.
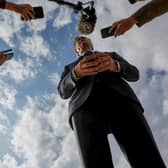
[
  {"x1": 132, "y1": 0, "x2": 168, "y2": 27},
  {"x1": 0, "y1": 1, "x2": 35, "y2": 21},
  {"x1": 110, "y1": 0, "x2": 168, "y2": 36}
]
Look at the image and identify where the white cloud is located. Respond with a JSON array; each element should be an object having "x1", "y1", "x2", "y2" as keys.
[
  {"x1": 0, "y1": 58, "x2": 40, "y2": 81},
  {"x1": 9, "y1": 93, "x2": 71, "y2": 168},
  {"x1": 0, "y1": 124, "x2": 7, "y2": 135},
  {"x1": 0, "y1": 154, "x2": 19, "y2": 168},
  {"x1": 0, "y1": 80, "x2": 17, "y2": 110},
  {"x1": 20, "y1": 34, "x2": 50, "y2": 59},
  {"x1": 53, "y1": 7, "x2": 72, "y2": 29},
  {"x1": 48, "y1": 73, "x2": 60, "y2": 86},
  {"x1": 0, "y1": 111, "x2": 10, "y2": 124}
]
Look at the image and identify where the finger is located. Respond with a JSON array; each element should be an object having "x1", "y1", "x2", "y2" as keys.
[
  {"x1": 80, "y1": 61, "x2": 99, "y2": 69},
  {"x1": 109, "y1": 22, "x2": 118, "y2": 33},
  {"x1": 25, "y1": 4, "x2": 34, "y2": 12},
  {"x1": 98, "y1": 63, "x2": 110, "y2": 72},
  {"x1": 114, "y1": 24, "x2": 122, "y2": 37},
  {"x1": 95, "y1": 53, "x2": 109, "y2": 59},
  {"x1": 97, "y1": 56, "x2": 112, "y2": 63},
  {"x1": 25, "y1": 9, "x2": 35, "y2": 19},
  {"x1": 22, "y1": 13, "x2": 29, "y2": 21},
  {"x1": 115, "y1": 26, "x2": 126, "y2": 36},
  {"x1": 82, "y1": 66, "x2": 99, "y2": 73},
  {"x1": 81, "y1": 55, "x2": 97, "y2": 63}
]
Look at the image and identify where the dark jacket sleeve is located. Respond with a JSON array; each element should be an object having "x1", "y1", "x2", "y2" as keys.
[
  {"x1": 132, "y1": 0, "x2": 168, "y2": 27},
  {"x1": 57, "y1": 64, "x2": 78, "y2": 99},
  {"x1": 0, "y1": 0, "x2": 6, "y2": 9},
  {"x1": 109, "y1": 52, "x2": 140, "y2": 82}
]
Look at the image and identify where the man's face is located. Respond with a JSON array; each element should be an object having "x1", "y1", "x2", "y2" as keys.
[{"x1": 75, "y1": 36, "x2": 93, "y2": 56}]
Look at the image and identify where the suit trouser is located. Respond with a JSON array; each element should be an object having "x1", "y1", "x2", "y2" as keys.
[{"x1": 72, "y1": 100, "x2": 166, "y2": 168}]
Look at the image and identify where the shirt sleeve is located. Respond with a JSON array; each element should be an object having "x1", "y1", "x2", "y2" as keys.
[
  {"x1": 132, "y1": 0, "x2": 168, "y2": 27},
  {"x1": 0, "y1": 0, "x2": 6, "y2": 9}
]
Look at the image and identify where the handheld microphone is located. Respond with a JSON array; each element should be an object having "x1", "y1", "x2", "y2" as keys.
[{"x1": 78, "y1": 5, "x2": 97, "y2": 35}]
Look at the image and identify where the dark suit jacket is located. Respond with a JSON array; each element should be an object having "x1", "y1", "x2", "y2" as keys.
[
  {"x1": 0, "y1": 0, "x2": 5, "y2": 9},
  {"x1": 57, "y1": 52, "x2": 144, "y2": 128},
  {"x1": 132, "y1": 0, "x2": 168, "y2": 27}
]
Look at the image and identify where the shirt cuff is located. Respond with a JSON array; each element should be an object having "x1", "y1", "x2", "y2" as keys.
[
  {"x1": 114, "y1": 60, "x2": 121, "y2": 72},
  {"x1": 71, "y1": 68, "x2": 80, "y2": 82}
]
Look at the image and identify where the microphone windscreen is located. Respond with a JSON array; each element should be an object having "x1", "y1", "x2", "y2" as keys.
[{"x1": 78, "y1": 13, "x2": 96, "y2": 35}]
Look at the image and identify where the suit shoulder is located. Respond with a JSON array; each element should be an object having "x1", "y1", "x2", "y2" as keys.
[
  {"x1": 105, "y1": 51, "x2": 121, "y2": 57},
  {"x1": 65, "y1": 60, "x2": 78, "y2": 70}
]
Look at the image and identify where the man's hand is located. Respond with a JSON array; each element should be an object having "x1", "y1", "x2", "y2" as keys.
[
  {"x1": 74, "y1": 53, "x2": 119, "y2": 78},
  {"x1": 74, "y1": 55, "x2": 99, "y2": 78},
  {"x1": 5, "y1": 2, "x2": 35, "y2": 21},
  {"x1": 95, "y1": 52, "x2": 118, "y2": 72},
  {"x1": 109, "y1": 16, "x2": 138, "y2": 37},
  {"x1": 0, "y1": 54, "x2": 10, "y2": 65}
]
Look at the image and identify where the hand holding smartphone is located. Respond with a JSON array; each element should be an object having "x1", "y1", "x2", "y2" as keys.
[
  {"x1": 0, "y1": 49, "x2": 14, "y2": 60},
  {"x1": 0, "y1": 49, "x2": 14, "y2": 65},
  {"x1": 21, "y1": 6, "x2": 44, "y2": 21}
]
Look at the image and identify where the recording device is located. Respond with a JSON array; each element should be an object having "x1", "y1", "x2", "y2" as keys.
[
  {"x1": 100, "y1": 26, "x2": 116, "y2": 38},
  {"x1": 21, "y1": 6, "x2": 44, "y2": 20},
  {"x1": 128, "y1": 0, "x2": 144, "y2": 4},
  {"x1": 48, "y1": 0, "x2": 97, "y2": 35},
  {"x1": 0, "y1": 49, "x2": 14, "y2": 60}
]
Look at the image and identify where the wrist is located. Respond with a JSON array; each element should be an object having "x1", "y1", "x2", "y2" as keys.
[
  {"x1": 129, "y1": 16, "x2": 138, "y2": 25},
  {"x1": 5, "y1": 2, "x2": 16, "y2": 11},
  {"x1": 110, "y1": 60, "x2": 120, "y2": 72},
  {"x1": 72, "y1": 68, "x2": 81, "y2": 81}
]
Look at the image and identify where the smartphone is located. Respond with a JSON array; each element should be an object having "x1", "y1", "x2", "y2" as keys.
[
  {"x1": 0, "y1": 49, "x2": 14, "y2": 60},
  {"x1": 100, "y1": 26, "x2": 116, "y2": 38},
  {"x1": 6, "y1": 53, "x2": 14, "y2": 60},
  {"x1": 21, "y1": 6, "x2": 44, "y2": 21}
]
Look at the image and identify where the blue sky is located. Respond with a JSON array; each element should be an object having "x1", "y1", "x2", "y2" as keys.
[{"x1": 0, "y1": 0, "x2": 168, "y2": 168}]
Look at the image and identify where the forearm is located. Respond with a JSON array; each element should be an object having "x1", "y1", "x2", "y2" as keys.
[
  {"x1": 132, "y1": 0, "x2": 168, "y2": 27},
  {"x1": 4, "y1": 1, "x2": 17, "y2": 12},
  {"x1": 110, "y1": 52, "x2": 139, "y2": 81}
]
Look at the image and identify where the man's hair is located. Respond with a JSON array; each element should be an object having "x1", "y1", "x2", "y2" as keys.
[{"x1": 73, "y1": 36, "x2": 93, "y2": 50}]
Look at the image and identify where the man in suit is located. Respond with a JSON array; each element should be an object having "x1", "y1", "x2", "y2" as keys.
[
  {"x1": 0, "y1": 0, "x2": 35, "y2": 21},
  {"x1": 110, "y1": 0, "x2": 168, "y2": 37},
  {"x1": 57, "y1": 36, "x2": 166, "y2": 168}
]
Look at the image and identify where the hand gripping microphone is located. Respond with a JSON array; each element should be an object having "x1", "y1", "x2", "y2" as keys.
[{"x1": 48, "y1": 0, "x2": 97, "y2": 35}]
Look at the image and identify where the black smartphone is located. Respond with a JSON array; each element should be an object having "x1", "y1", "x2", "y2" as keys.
[
  {"x1": 21, "y1": 6, "x2": 44, "y2": 21},
  {"x1": 6, "y1": 53, "x2": 14, "y2": 60},
  {"x1": 100, "y1": 26, "x2": 116, "y2": 38}
]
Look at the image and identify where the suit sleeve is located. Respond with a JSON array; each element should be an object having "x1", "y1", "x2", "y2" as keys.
[
  {"x1": 57, "y1": 65, "x2": 78, "y2": 99},
  {"x1": 111, "y1": 52, "x2": 140, "y2": 82},
  {"x1": 132, "y1": 0, "x2": 168, "y2": 27},
  {"x1": 0, "y1": 0, "x2": 6, "y2": 9}
]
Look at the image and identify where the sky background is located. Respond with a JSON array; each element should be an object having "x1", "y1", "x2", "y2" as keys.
[{"x1": 0, "y1": 0, "x2": 168, "y2": 167}]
